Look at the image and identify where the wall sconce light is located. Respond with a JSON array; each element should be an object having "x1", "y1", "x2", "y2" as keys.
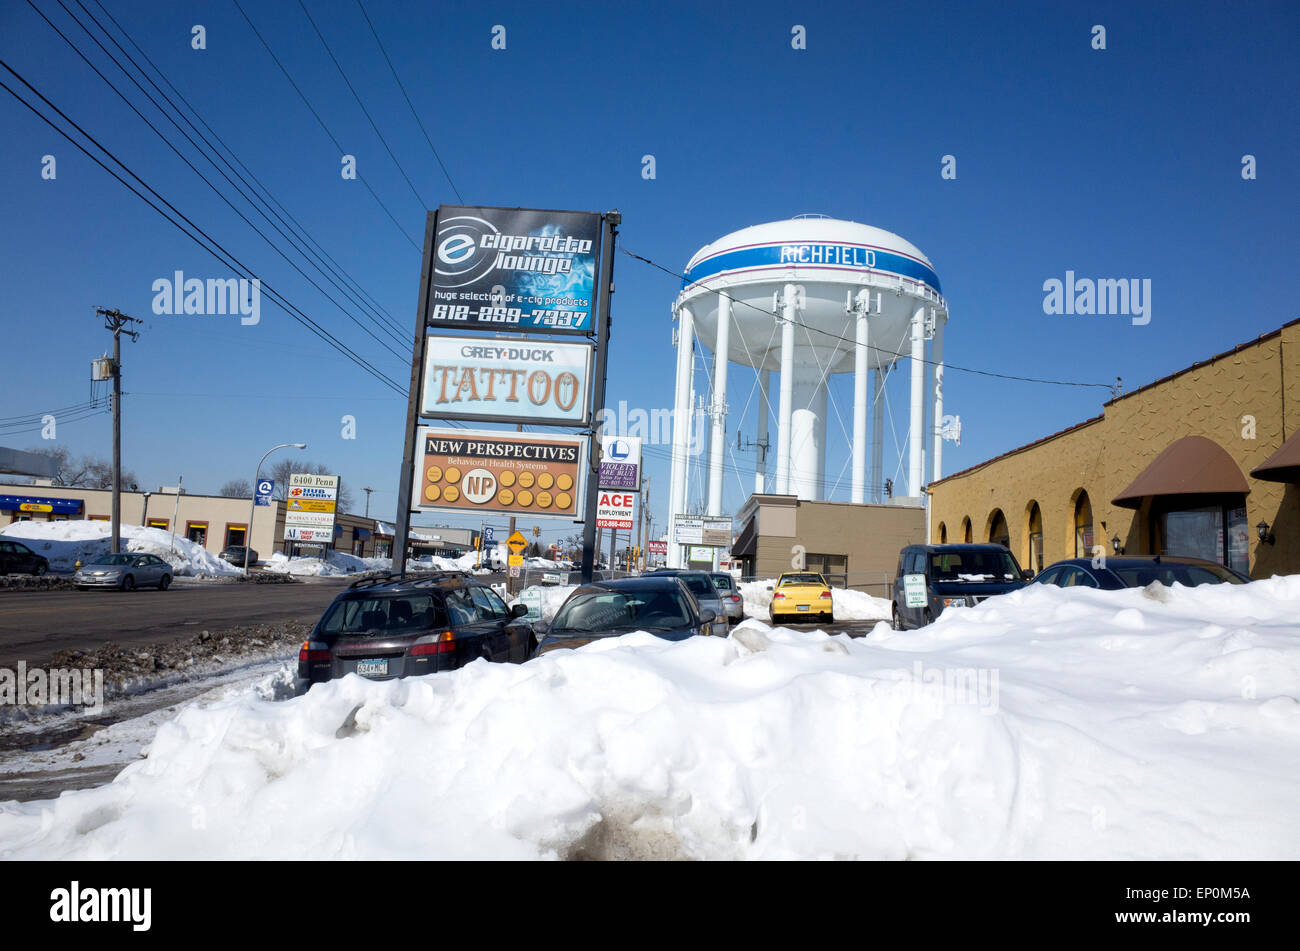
[
  {"x1": 1256, "y1": 521, "x2": 1275, "y2": 545},
  {"x1": 1111, "y1": 534, "x2": 1124, "y2": 556}
]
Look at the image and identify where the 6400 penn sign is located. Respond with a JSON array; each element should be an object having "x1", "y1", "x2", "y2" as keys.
[{"x1": 425, "y1": 206, "x2": 601, "y2": 334}]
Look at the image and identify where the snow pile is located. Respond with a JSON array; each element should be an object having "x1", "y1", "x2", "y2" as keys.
[
  {"x1": 3, "y1": 577, "x2": 1300, "y2": 859},
  {"x1": 264, "y1": 551, "x2": 392, "y2": 577},
  {"x1": 740, "y1": 578, "x2": 891, "y2": 621},
  {"x1": 0, "y1": 520, "x2": 240, "y2": 576},
  {"x1": 409, "y1": 551, "x2": 487, "y2": 573}
]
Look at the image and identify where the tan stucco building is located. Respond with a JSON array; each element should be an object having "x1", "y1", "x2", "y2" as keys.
[
  {"x1": 731, "y1": 494, "x2": 926, "y2": 595},
  {"x1": 927, "y1": 319, "x2": 1300, "y2": 579}
]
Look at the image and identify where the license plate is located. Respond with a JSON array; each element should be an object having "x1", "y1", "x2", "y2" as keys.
[
  {"x1": 356, "y1": 659, "x2": 388, "y2": 677},
  {"x1": 797, "y1": 604, "x2": 811, "y2": 611}
]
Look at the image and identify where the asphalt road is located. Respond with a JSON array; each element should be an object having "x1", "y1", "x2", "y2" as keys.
[{"x1": 0, "y1": 579, "x2": 351, "y2": 668}]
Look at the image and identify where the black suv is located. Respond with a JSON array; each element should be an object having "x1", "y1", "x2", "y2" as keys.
[
  {"x1": 892, "y1": 544, "x2": 1032, "y2": 630},
  {"x1": 0, "y1": 539, "x2": 49, "y2": 575},
  {"x1": 295, "y1": 572, "x2": 536, "y2": 695}
]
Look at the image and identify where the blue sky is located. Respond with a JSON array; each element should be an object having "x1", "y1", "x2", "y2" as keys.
[{"x1": 1, "y1": 0, "x2": 1297, "y2": 545}]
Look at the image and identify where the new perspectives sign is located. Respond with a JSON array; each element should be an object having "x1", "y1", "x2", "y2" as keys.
[
  {"x1": 426, "y1": 206, "x2": 602, "y2": 334},
  {"x1": 420, "y1": 335, "x2": 593, "y2": 425},
  {"x1": 285, "y1": 474, "x2": 339, "y2": 543},
  {"x1": 412, "y1": 427, "x2": 586, "y2": 520}
]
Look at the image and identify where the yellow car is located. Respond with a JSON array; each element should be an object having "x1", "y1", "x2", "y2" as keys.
[{"x1": 769, "y1": 572, "x2": 834, "y2": 624}]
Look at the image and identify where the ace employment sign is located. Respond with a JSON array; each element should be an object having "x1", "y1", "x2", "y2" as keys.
[
  {"x1": 596, "y1": 490, "x2": 635, "y2": 531},
  {"x1": 425, "y1": 206, "x2": 602, "y2": 334},
  {"x1": 285, "y1": 474, "x2": 339, "y2": 543},
  {"x1": 420, "y1": 335, "x2": 593, "y2": 425},
  {"x1": 413, "y1": 427, "x2": 586, "y2": 520}
]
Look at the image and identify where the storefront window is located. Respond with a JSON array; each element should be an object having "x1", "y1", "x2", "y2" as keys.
[{"x1": 1162, "y1": 504, "x2": 1249, "y2": 575}]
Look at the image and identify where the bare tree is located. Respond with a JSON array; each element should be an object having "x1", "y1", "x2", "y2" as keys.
[
  {"x1": 23, "y1": 446, "x2": 136, "y2": 489},
  {"x1": 219, "y1": 478, "x2": 252, "y2": 498}
]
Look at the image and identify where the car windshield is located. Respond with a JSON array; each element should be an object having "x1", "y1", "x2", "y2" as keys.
[
  {"x1": 89, "y1": 554, "x2": 134, "y2": 566},
  {"x1": 552, "y1": 588, "x2": 692, "y2": 633},
  {"x1": 1110, "y1": 562, "x2": 1244, "y2": 587},
  {"x1": 779, "y1": 573, "x2": 825, "y2": 586},
  {"x1": 710, "y1": 574, "x2": 734, "y2": 591},
  {"x1": 321, "y1": 595, "x2": 447, "y2": 635},
  {"x1": 929, "y1": 550, "x2": 1021, "y2": 582}
]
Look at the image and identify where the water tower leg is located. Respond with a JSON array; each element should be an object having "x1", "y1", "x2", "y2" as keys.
[
  {"x1": 775, "y1": 285, "x2": 798, "y2": 495},
  {"x1": 909, "y1": 304, "x2": 926, "y2": 498},
  {"x1": 755, "y1": 369, "x2": 770, "y2": 494},
  {"x1": 932, "y1": 314, "x2": 946, "y2": 483},
  {"x1": 707, "y1": 295, "x2": 730, "y2": 519},
  {"x1": 871, "y1": 366, "x2": 885, "y2": 502},
  {"x1": 668, "y1": 305, "x2": 695, "y2": 568},
  {"x1": 851, "y1": 303, "x2": 869, "y2": 504},
  {"x1": 790, "y1": 370, "x2": 826, "y2": 501}
]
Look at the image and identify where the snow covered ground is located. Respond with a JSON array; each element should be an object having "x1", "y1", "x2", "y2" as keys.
[
  {"x1": 0, "y1": 520, "x2": 241, "y2": 576},
  {"x1": 739, "y1": 578, "x2": 892, "y2": 621},
  {"x1": 3, "y1": 577, "x2": 1299, "y2": 859},
  {"x1": 264, "y1": 551, "x2": 392, "y2": 577}
]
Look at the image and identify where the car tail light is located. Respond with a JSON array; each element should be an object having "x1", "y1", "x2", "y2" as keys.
[
  {"x1": 411, "y1": 631, "x2": 456, "y2": 656},
  {"x1": 730, "y1": 594, "x2": 741, "y2": 602},
  {"x1": 819, "y1": 591, "x2": 832, "y2": 600},
  {"x1": 299, "y1": 641, "x2": 330, "y2": 663},
  {"x1": 773, "y1": 591, "x2": 786, "y2": 599}
]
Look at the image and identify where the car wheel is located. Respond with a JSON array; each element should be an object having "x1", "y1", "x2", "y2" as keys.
[
  {"x1": 33, "y1": 563, "x2": 47, "y2": 577},
  {"x1": 922, "y1": 609, "x2": 933, "y2": 626},
  {"x1": 121, "y1": 575, "x2": 135, "y2": 592},
  {"x1": 158, "y1": 574, "x2": 171, "y2": 590},
  {"x1": 824, "y1": 614, "x2": 834, "y2": 624}
]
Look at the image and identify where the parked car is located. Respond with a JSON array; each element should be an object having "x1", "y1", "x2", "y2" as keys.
[
  {"x1": 0, "y1": 539, "x2": 49, "y2": 576},
  {"x1": 640, "y1": 569, "x2": 728, "y2": 636},
  {"x1": 220, "y1": 545, "x2": 259, "y2": 566},
  {"x1": 709, "y1": 571, "x2": 745, "y2": 624},
  {"x1": 1030, "y1": 555, "x2": 1248, "y2": 590},
  {"x1": 768, "y1": 571, "x2": 834, "y2": 624},
  {"x1": 74, "y1": 553, "x2": 172, "y2": 590},
  {"x1": 295, "y1": 571, "x2": 535, "y2": 695},
  {"x1": 892, "y1": 544, "x2": 1031, "y2": 630},
  {"x1": 534, "y1": 576, "x2": 718, "y2": 656}
]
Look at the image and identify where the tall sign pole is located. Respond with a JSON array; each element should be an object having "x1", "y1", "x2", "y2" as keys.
[
  {"x1": 97, "y1": 308, "x2": 141, "y2": 554},
  {"x1": 395, "y1": 211, "x2": 439, "y2": 579},
  {"x1": 579, "y1": 211, "x2": 619, "y2": 583}
]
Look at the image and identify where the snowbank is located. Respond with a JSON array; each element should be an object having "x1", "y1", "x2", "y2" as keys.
[
  {"x1": 4, "y1": 577, "x2": 1300, "y2": 859},
  {"x1": 740, "y1": 579, "x2": 891, "y2": 621},
  {"x1": 264, "y1": 551, "x2": 392, "y2": 578},
  {"x1": 0, "y1": 520, "x2": 240, "y2": 577}
]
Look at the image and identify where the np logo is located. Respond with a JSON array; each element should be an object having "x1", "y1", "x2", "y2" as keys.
[{"x1": 435, "y1": 215, "x2": 500, "y2": 288}]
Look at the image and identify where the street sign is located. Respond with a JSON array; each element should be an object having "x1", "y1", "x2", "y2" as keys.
[
  {"x1": 507, "y1": 530, "x2": 528, "y2": 554},
  {"x1": 483, "y1": 526, "x2": 495, "y2": 542},
  {"x1": 255, "y1": 479, "x2": 274, "y2": 507},
  {"x1": 596, "y1": 490, "x2": 635, "y2": 530},
  {"x1": 285, "y1": 474, "x2": 339, "y2": 543},
  {"x1": 648, "y1": 540, "x2": 668, "y2": 555},
  {"x1": 673, "y1": 515, "x2": 731, "y2": 547},
  {"x1": 508, "y1": 553, "x2": 524, "y2": 567}
]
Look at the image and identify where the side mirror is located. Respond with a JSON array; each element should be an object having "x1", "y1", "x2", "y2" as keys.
[
  {"x1": 765, "y1": 585, "x2": 773, "y2": 592},
  {"x1": 699, "y1": 609, "x2": 717, "y2": 624},
  {"x1": 511, "y1": 603, "x2": 528, "y2": 618},
  {"x1": 1022, "y1": 570, "x2": 1035, "y2": 581}
]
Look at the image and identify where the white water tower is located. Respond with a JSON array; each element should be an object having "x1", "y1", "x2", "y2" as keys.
[{"x1": 667, "y1": 216, "x2": 949, "y2": 567}]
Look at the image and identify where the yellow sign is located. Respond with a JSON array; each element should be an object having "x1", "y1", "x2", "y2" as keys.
[
  {"x1": 508, "y1": 553, "x2": 523, "y2": 567},
  {"x1": 18, "y1": 503, "x2": 52, "y2": 512},
  {"x1": 507, "y1": 530, "x2": 528, "y2": 554},
  {"x1": 287, "y1": 499, "x2": 336, "y2": 513}
]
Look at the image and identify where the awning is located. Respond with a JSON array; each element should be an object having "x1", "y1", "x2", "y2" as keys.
[
  {"x1": 1250, "y1": 428, "x2": 1300, "y2": 483},
  {"x1": 1113, "y1": 435, "x2": 1249, "y2": 509},
  {"x1": 0, "y1": 494, "x2": 83, "y2": 515},
  {"x1": 731, "y1": 517, "x2": 757, "y2": 558},
  {"x1": 355, "y1": 527, "x2": 371, "y2": 539}
]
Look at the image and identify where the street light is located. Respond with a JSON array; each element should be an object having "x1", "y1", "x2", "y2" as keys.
[{"x1": 245, "y1": 443, "x2": 307, "y2": 576}]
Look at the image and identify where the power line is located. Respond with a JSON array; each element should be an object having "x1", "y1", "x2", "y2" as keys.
[
  {"x1": 82, "y1": 0, "x2": 412, "y2": 347},
  {"x1": 0, "y1": 58, "x2": 407, "y2": 395},
  {"x1": 620, "y1": 245, "x2": 1115, "y2": 390},
  {"x1": 352, "y1": 0, "x2": 463, "y2": 203},
  {"x1": 37, "y1": 0, "x2": 409, "y2": 362},
  {"x1": 229, "y1": 0, "x2": 422, "y2": 251}
]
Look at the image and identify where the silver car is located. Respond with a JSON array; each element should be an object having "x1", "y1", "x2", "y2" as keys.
[
  {"x1": 75, "y1": 553, "x2": 173, "y2": 591},
  {"x1": 709, "y1": 572, "x2": 744, "y2": 624},
  {"x1": 645, "y1": 569, "x2": 728, "y2": 636}
]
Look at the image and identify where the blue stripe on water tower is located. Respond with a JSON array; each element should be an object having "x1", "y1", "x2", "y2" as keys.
[{"x1": 682, "y1": 242, "x2": 941, "y2": 295}]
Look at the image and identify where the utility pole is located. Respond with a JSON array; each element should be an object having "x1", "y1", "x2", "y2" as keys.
[
  {"x1": 97, "y1": 308, "x2": 141, "y2": 554},
  {"x1": 362, "y1": 487, "x2": 374, "y2": 517}
]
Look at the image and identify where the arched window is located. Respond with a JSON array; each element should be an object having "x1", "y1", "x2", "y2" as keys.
[
  {"x1": 961, "y1": 517, "x2": 972, "y2": 543},
  {"x1": 988, "y1": 509, "x2": 1010, "y2": 548},
  {"x1": 1027, "y1": 502, "x2": 1044, "y2": 573},
  {"x1": 1074, "y1": 491, "x2": 1094, "y2": 558},
  {"x1": 937, "y1": 522, "x2": 947, "y2": 544}
]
